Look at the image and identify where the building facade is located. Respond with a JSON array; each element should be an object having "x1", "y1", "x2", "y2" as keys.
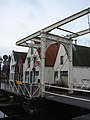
[
  {"x1": 23, "y1": 43, "x2": 60, "y2": 84},
  {"x1": 9, "y1": 50, "x2": 27, "y2": 81},
  {"x1": 23, "y1": 43, "x2": 90, "y2": 89},
  {"x1": 54, "y1": 44, "x2": 90, "y2": 89}
]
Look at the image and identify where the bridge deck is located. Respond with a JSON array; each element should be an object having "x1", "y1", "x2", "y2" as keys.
[
  {"x1": 45, "y1": 92, "x2": 90, "y2": 109},
  {"x1": 44, "y1": 86, "x2": 90, "y2": 110},
  {"x1": 1, "y1": 81, "x2": 90, "y2": 110}
]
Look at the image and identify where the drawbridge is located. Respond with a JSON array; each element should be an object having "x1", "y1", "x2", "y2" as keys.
[{"x1": 1, "y1": 8, "x2": 90, "y2": 119}]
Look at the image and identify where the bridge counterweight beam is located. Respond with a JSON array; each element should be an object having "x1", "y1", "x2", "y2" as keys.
[{"x1": 40, "y1": 32, "x2": 46, "y2": 97}]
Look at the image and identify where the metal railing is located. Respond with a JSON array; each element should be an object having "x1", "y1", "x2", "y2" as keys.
[
  {"x1": 73, "y1": 79, "x2": 90, "y2": 89},
  {"x1": 44, "y1": 84, "x2": 90, "y2": 101},
  {"x1": 1, "y1": 80, "x2": 40, "y2": 99},
  {"x1": 45, "y1": 84, "x2": 90, "y2": 93},
  {"x1": 1, "y1": 80, "x2": 90, "y2": 101}
]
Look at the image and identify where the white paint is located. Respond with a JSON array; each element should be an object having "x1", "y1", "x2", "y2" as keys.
[
  {"x1": 23, "y1": 46, "x2": 54, "y2": 84},
  {"x1": 23, "y1": 43, "x2": 90, "y2": 90},
  {"x1": 54, "y1": 44, "x2": 69, "y2": 85},
  {"x1": 23, "y1": 47, "x2": 40, "y2": 83},
  {"x1": 73, "y1": 67, "x2": 90, "y2": 89},
  {"x1": 54, "y1": 44, "x2": 90, "y2": 89},
  {"x1": 9, "y1": 51, "x2": 16, "y2": 81},
  {"x1": 44, "y1": 67, "x2": 54, "y2": 84}
]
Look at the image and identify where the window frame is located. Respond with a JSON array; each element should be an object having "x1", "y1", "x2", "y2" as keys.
[{"x1": 60, "y1": 56, "x2": 64, "y2": 65}]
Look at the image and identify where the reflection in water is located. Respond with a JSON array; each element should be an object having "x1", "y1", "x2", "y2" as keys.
[{"x1": 0, "y1": 111, "x2": 8, "y2": 118}]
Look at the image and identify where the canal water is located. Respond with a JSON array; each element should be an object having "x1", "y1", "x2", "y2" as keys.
[
  {"x1": 0, "y1": 85, "x2": 90, "y2": 120},
  {"x1": 0, "y1": 111, "x2": 7, "y2": 118},
  {"x1": 20, "y1": 99, "x2": 90, "y2": 120},
  {"x1": 0, "y1": 104, "x2": 90, "y2": 120}
]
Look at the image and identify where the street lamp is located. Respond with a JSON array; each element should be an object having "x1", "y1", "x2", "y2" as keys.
[{"x1": 0, "y1": 56, "x2": 2, "y2": 88}]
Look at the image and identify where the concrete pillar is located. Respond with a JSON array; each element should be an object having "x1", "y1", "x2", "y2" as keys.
[
  {"x1": 40, "y1": 32, "x2": 46, "y2": 97},
  {"x1": 68, "y1": 41, "x2": 73, "y2": 94}
]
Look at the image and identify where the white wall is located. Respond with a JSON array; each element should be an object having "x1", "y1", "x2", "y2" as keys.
[
  {"x1": 44, "y1": 67, "x2": 54, "y2": 84},
  {"x1": 54, "y1": 44, "x2": 69, "y2": 70},
  {"x1": 23, "y1": 47, "x2": 41, "y2": 83},
  {"x1": 73, "y1": 67, "x2": 90, "y2": 89},
  {"x1": 9, "y1": 51, "x2": 16, "y2": 81},
  {"x1": 23, "y1": 43, "x2": 90, "y2": 89},
  {"x1": 23, "y1": 47, "x2": 54, "y2": 84},
  {"x1": 23, "y1": 44, "x2": 68, "y2": 84},
  {"x1": 54, "y1": 44, "x2": 90, "y2": 88},
  {"x1": 54, "y1": 44, "x2": 69, "y2": 84},
  {"x1": 23, "y1": 48, "x2": 33, "y2": 83}
]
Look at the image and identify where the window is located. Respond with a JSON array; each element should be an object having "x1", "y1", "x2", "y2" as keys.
[
  {"x1": 33, "y1": 56, "x2": 37, "y2": 66},
  {"x1": 60, "y1": 71, "x2": 68, "y2": 76},
  {"x1": 11, "y1": 65, "x2": 15, "y2": 71},
  {"x1": 31, "y1": 48, "x2": 33, "y2": 55},
  {"x1": 25, "y1": 71, "x2": 29, "y2": 82},
  {"x1": 35, "y1": 71, "x2": 39, "y2": 76},
  {"x1": 25, "y1": 71, "x2": 29, "y2": 75},
  {"x1": 54, "y1": 71, "x2": 58, "y2": 78},
  {"x1": 60, "y1": 56, "x2": 63, "y2": 65},
  {"x1": 60, "y1": 71, "x2": 68, "y2": 86},
  {"x1": 27, "y1": 57, "x2": 30, "y2": 67}
]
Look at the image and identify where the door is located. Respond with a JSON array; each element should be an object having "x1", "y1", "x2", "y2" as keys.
[{"x1": 60, "y1": 71, "x2": 68, "y2": 86}]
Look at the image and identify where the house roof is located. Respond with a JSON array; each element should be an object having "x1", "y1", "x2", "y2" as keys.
[
  {"x1": 73, "y1": 44, "x2": 90, "y2": 67},
  {"x1": 45, "y1": 43, "x2": 60, "y2": 67},
  {"x1": 37, "y1": 43, "x2": 60, "y2": 67},
  {"x1": 38, "y1": 43, "x2": 90, "y2": 67},
  {"x1": 13, "y1": 50, "x2": 27, "y2": 63}
]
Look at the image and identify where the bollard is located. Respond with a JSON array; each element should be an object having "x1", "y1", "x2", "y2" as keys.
[{"x1": 9, "y1": 96, "x2": 13, "y2": 104}]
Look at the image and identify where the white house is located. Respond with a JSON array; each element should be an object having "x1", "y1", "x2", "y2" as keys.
[
  {"x1": 23, "y1": 43, "x2": 54, "y2": 83},
  {"x1": 23, "y1": 47, "x2": 40, "y2": 83},
  {"x1": 10, "y1": 50, "x2": 27, "y2": 81},
  {"x1": 23, "y1": 43, "x2": 90, "y2": 89},
  {"x1": 54, "y1": 44, "x2": 90, "y2": 89},
  {"x1": 9, "y1": 50, "x2": 16, "y2": 81}
]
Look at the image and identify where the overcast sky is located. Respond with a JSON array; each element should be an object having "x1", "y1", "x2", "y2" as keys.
[{"x1": 0, "y1": 0, "x2": 90, "y2": 57}]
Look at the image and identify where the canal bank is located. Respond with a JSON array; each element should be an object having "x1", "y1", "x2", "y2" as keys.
[
  {"x1": 20, "y1": 97, "x2": 90, "y2": 120},
  {"x1": 0, "y1": 89, "x2": 90, "y2": 120}
]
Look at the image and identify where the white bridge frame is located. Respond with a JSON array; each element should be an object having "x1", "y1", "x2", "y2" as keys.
[{"x1": 16, "y1": 7, "x2": 90, "y2": 97}]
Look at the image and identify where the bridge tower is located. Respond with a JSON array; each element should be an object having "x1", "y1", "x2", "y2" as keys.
[
  {"x1": 16, "y1": 7, "x2": 90, "y2": 97},
  {"x1": 40, "y1": 32, "x2": 73, "y2": 96}
]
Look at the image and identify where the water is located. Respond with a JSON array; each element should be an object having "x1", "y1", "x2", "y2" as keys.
[
  {"x1": 0, "y1": 106, "x2": 90, "y2": 120},
  {"x1": 20, "y1": 99, "x2": 90, "y2": 120},
  {"x1": 0, "y1": 84, "x2": 90, "y2": 120},
  {"x1": 0, "y1": 111, "x2": 8, "y2": 118}
]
